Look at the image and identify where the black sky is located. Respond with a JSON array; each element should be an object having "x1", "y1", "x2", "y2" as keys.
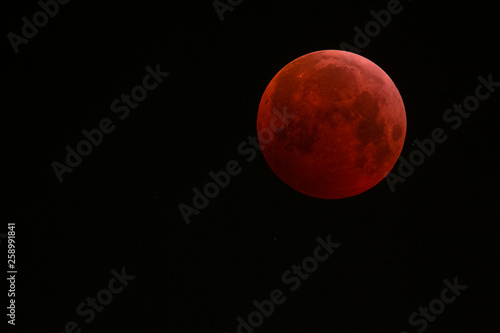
[{"x1": 3, "y1": 0, "x2": 500, "y2": 332}]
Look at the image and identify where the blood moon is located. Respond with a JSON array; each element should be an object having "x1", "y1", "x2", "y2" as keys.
[{"x1": 256, "y1": 50, "x2": 406, "y2": 199}]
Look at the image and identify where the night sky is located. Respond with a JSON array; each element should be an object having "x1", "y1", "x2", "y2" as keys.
[{"x1": 4, "y1": 0, "x2": 499, "y2": 332}]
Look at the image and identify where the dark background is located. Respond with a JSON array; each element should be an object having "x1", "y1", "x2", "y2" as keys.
[{"x1": 3, "y1": 0, "x2": 499, "y2": 332}]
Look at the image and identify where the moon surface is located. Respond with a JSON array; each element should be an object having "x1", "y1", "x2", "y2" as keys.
[{"x1": 256, "y1": 50, "x2": 406, "y2": 199}]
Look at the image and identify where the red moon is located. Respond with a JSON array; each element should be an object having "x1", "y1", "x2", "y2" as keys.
[{"x1": 256, "y1": 50, "x2": 406, "y2": 199}]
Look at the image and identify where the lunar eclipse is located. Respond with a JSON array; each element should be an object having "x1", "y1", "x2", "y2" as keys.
[{"x1": 257, "y1": 50, "x2": 406, "y2": 199}]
